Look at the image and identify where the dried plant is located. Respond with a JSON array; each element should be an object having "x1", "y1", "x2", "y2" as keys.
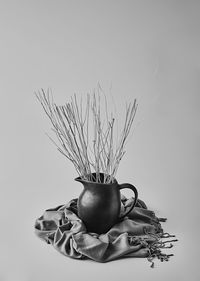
[{"x1": 35, "y1": 87, "x2": 137, "y2": 183}]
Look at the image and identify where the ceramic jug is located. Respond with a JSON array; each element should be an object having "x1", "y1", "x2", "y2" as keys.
[{"x1": 75, "y1": 173, "x2": 138, "y2": 234}]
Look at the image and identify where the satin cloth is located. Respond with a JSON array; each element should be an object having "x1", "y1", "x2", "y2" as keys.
[{"x1": 35, "y1": 196, "x2": 175, "y2": 265}]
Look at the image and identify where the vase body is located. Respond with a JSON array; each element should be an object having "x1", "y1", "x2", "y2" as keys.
[{"x1": 75, "y1": 173, "x2": 138, "y2": 234}]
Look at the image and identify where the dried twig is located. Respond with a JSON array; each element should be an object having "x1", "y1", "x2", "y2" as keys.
[{"x1": 36, "y1": 87, "x2": 137, "y2": 183}]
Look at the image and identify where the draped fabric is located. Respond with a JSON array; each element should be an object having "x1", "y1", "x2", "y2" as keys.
[{"x1": 35, "y1": 196, "x2": 177, "y2": 267}]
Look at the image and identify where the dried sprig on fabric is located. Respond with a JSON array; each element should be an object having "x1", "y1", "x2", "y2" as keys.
[{"x1": 36, "y1": 87, "x2": 137, "y2": 183}]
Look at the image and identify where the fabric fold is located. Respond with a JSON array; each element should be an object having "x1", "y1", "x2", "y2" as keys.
[{"x1": 35, "y1": 196, "x2": 177, "y2": 267}]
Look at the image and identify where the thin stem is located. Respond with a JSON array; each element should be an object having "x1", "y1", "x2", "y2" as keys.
[{"x1": 36, "y1": 88, "x2": 137, "y2": 183}]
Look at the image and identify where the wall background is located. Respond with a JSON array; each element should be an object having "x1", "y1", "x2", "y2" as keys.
[{"x1": 0, "y1": 1, "x2": 199, "y2": 280}]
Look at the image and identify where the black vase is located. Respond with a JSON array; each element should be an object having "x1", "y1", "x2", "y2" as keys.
[{"x1": 75, "y1": 173, "x2": 138, "y2": 234}]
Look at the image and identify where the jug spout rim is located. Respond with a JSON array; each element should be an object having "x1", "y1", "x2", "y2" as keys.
[{"x1": 75, "y1": 176, "x2": 84, "y2": 183}]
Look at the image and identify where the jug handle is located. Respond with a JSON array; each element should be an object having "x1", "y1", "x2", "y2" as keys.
[{"x1": 118, "y1": 183, "x2": 138, "y2": 219}]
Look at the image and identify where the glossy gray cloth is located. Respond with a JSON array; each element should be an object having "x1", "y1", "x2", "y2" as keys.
[{"x1": 35, "y1": 196, "x2": 176, "y2": 265}]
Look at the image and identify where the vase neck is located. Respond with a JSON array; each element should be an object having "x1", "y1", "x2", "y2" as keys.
[{"x1": 75, "y1": 173, "x2": 117, "y2": 187}]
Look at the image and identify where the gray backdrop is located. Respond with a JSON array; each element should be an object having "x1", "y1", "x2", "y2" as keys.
[{"x1": 0, "y1": 1, "x2": 199, "y2": 281}]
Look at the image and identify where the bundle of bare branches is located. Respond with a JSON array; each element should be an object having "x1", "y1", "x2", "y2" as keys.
[{"x1": 36, "y1": 87, "x2": 137, "y2": 184}]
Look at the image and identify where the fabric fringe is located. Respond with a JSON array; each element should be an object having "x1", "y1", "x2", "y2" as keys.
[
  {"x1": 128, "y1": 230, "x2": 178, "y2": 268},
  {"x1": 146, "y1": 232, "x2": 178, "y2": 268}
]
